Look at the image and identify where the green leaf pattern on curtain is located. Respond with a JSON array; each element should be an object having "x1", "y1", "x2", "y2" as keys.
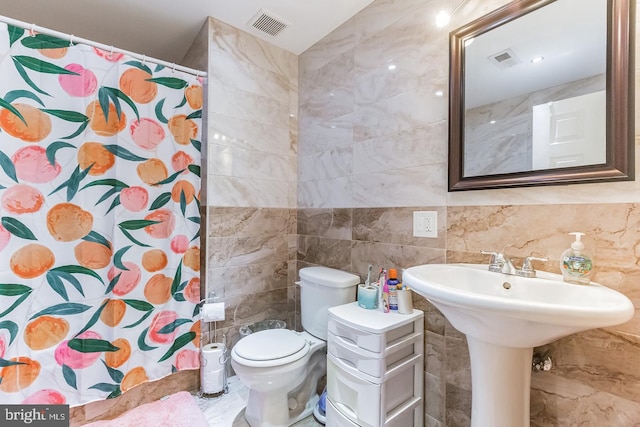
[{"x1": 0, "y1": 22, "x2": 203, "y2": 405}]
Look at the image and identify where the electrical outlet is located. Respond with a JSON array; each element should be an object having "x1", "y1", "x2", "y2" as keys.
[{"x1": 413, "y1": 211, "x2": 438, "y2": 238}]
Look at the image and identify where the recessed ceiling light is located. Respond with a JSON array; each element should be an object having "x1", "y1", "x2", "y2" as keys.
[
  {"x1": 388, "y1": 64, "x2": 396, "y2": 70},
  {"x1": 489, "y1": 120, "x2": 496, "y2": 124},
  {"x1": 435, "y1": 90, "x2": 444, "y2": 97},
  {"x1": 531, "y1": 56, "x2": 544, "y2": 63},
  {"x1": 436, "y1": 10, "x2": 450, "y2": 28}
]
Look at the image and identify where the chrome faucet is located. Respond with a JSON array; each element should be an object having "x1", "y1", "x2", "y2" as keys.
[
  {"x1": 517, "y1": 256, "x2": 549, "y2": 278},
  {"x1": 481, "y1": 250, "x2": 548, "y2": 278},
  {"x1": 481, "y1": 250, "x2": 516, "y2": 274}
]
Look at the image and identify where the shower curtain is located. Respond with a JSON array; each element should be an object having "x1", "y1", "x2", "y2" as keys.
[{"x1": 0, "y1": 23, "x2": 203, "y2": 405}]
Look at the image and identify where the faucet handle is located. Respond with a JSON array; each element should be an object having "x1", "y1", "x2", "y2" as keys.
[
  {"x1": 520, "y1": 256, "x2": 549, "y2": 277},
  {"x1": 481, "y1": 250, "x2": 503, "y2": 272}
]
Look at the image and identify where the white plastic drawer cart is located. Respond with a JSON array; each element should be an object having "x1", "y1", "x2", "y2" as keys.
[{"x1": 326, "y1": 302, "x2": 424, "y2": 427}]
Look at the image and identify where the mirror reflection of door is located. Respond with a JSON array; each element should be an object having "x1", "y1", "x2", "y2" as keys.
[
  {"x1": 462, "y1": 0, "x2": 607, "y2": 178},
  {"x1": 532, "y1": 91, "x2": 606, "y2": 170}
]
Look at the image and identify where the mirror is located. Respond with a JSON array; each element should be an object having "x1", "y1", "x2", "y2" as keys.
[{"x1": 448, "y1": 0, "x2": 635, "y2": 191}]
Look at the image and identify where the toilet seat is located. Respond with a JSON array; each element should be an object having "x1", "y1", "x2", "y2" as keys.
[{"x1": 232, "y1": 329, "x2": 310, "y2": 368}]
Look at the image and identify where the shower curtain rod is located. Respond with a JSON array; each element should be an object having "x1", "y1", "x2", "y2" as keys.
[{"x1": 0, "y1": 15, "x2": 207, "y2": 78}]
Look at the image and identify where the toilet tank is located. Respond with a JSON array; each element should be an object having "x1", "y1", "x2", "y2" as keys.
[{"x1": 299, "y1": 266, "x2": 359, "y2": 340}]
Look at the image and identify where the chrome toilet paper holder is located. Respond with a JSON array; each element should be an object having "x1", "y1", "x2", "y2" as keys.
[
  {"x1": 198, "y1": 291, "x2": 224, "y2": 308},
  {"x1": 197, "y1": 292, "x2": 229, "y2": 398},
  {"x1": 199, "y1": 339, "x2": 229, "y2": 398},
  {"x1": 198, "y1": 291, "x2": 226, "y2": 322}
]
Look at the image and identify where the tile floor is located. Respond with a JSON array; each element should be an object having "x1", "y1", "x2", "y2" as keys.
[{"x1": 193, "y1": 376, "x2": 323, "y2": 426}]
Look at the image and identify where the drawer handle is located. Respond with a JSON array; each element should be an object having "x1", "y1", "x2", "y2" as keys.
[
  {"x1": 334, "y1": 401, "x2": 358, "y2": 420},
  {"x1": 330, "y1": 354, "x2": 363, "y2": 378},
  {"x1": 335, "y1": 356, "x2": 357, "y2": 369},
  {"x1": 334, "y1": 335, "x2": 357, "y2": 346},
  {"x1": 388, "y1": 331, "x2": 421, "y2": 351}
]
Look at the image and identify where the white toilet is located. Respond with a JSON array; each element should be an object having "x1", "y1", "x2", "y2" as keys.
[{"x1": 231, "y1": 266, "x2": 359, "y2": 427}]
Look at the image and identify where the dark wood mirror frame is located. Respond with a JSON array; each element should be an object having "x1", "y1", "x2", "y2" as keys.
[{"x1": 448, "y1": 0, "x2": 635, "y2": 191}]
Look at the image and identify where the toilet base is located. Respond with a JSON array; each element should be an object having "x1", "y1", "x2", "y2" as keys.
[
  {"x1": 292, "y1": 393, "x2": 319, "y2": 426},
  {"x1": 240, "y1": 394, "x2": 319, "y2": 427},
  {"x1": 242, "y1": 349, "x2": 326, "y2": 427},
  {"x1": 243, "y1": 391, "x2": 320, "y2": 427}
]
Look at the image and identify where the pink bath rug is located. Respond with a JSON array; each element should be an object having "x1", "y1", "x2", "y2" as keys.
[{"x1": 83, "y1": 391, "x2": 209, "y2": 427}]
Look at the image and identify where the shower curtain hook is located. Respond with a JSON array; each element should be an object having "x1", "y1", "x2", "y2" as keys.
[
  {"x1": 69, "y1": 34, "x2": 74, "y2": 46},
  {"x1": 171, "y1": 63, "x2": 176, "y2": 73},
  {"x1": 141, "y1": 54, "x2": 147, "y2": 65},
  {"x1": 30, "y1": 23, "x2": 36, "y2": 37}
]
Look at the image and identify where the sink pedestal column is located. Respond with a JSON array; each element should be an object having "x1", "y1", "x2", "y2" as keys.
[{"x1": 467, "y1": 336, "x2": 534, "y2": 427}]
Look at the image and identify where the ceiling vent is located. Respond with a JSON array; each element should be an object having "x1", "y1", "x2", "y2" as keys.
[
  {"x1": 488, "y1": 48, "x2": 521, "y2": 70},
  {"x1": 248, "y1": 9, "x2": 290, "y2": 37}
]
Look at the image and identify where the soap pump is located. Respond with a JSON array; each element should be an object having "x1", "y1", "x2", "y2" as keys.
[{"x1": 560, "y1": 232, "x2": 593, "y2": 285}]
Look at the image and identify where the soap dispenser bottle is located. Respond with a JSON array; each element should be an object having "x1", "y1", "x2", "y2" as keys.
[{"x1": 560, "y1": 232, "x2": 593, "y2": 285}]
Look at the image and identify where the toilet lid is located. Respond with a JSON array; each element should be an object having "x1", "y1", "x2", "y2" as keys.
[{"x1": 234, "y1": 329, "x2": 307, "y2": 361}]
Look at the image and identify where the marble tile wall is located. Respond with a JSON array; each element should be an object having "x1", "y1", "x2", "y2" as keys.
[
  {"x1": 206, "y1": 206, "x2": 297, "y2": 347},
  {"x1": 297, "y1": 206, "x2": 446, "y2": 272},
  {"x1": 206, "y1": 17, "x2": 298, "y2": 209},
  {"x1": 199, "y1": 18, "x2": 300, "y2": 355},
  {"x1": 298, "y1": 0, "x2": 450, "y2": 209},
  {"x1": 298, "y1": 0, "x2": 640, "y2": 426}
]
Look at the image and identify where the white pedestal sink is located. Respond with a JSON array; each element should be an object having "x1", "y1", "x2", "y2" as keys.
[{"x1": 402, "y1": 263, "x2": 634, "y2": 427}]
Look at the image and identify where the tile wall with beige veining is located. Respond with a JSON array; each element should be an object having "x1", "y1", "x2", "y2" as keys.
[
  {"x1": 298, "y1": 0, "x2": 450, "y2": 209},
  {"x1": 206, "y1": 206, "x2": 297, "y2": 348},
  {"x1": 298, "y1": 0, "x2": 640, "y2": 426},
  {"x1": 206, "y1": 17, "x2": 298, "y2": 209},
  {"x1": 200, "y1": 18, "x2": 300, "y2": 357}
]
